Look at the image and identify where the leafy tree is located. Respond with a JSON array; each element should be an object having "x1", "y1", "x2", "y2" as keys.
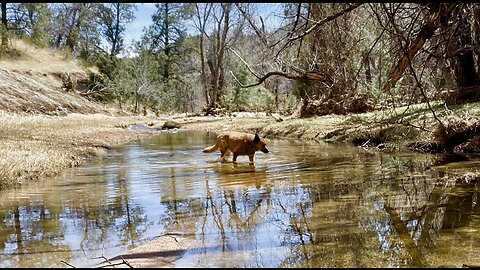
[
  {"x1": 143, "y1": 3, "x2": 191, "y2": 82},
  {"x1": 26, "y1": 3, "x2": 52, "y2": 47},
  {"x1": 50, "y1": 3, "x2": 100, "y2": 57},
  {"x1": 96, "y1": 3, "x2": 136, "y2": 57},
  {"x1": 135, "y1": 3, "x2": 195, "y2": 112},
  {"x1": 6, "y1": 3, "x2": 52, "y2": 46}
]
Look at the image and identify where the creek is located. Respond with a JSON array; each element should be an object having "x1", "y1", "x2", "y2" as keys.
[{"x1": 0, "y1": 130, "x2": 479, "y2": 267}]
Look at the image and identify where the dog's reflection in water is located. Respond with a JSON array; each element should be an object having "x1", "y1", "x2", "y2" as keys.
[{"x1": 209, "y1": 162, "x2": 268, "y2": 190}]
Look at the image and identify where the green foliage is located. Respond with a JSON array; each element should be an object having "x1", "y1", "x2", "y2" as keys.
[
  {"x1": 97, "y1": 3, "x2": 136, "y2": 56},
  {"x1": 85, "y1": 53, "x2": 120, "y2": 102},
  {"x1": 26, "y1": 3, "x2": 52, "y2": 47},
  {"x1": 221, "y1": 63, "x2": 275, "y2": 112},
  {"x1": 227, "y1": 64, "x2": 250, "y2": 111},
  {"x1": 291, "y1": 78, "x2": 320, "y2": 99},
  {"x1": 96, "y1": 54, "x2": 120, "y2": 81},
  {"x1": 222, "y1": 85, "x2": 274, "y2": 113},
  {"x1": 0, "y1": 24, "x2": 10, "y2": 55}
]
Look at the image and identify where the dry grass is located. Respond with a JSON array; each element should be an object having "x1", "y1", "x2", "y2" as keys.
[
  {"x1": 0, "y1": 68, "x2": 105, "y2": 114},
  {"x1": 0, "y1": 39, "x2": 103, "y2": 114},
  {"x1": 0, "y1": 39, "x2": 94, "y2": 74},
  {"x1": 0, "y1": 112, "x2": 158, "y2": 189}
]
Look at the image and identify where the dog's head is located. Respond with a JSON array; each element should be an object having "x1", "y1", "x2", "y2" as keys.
[{"x1": 254, "y1": 132, "x2": 269, "y2": 153}]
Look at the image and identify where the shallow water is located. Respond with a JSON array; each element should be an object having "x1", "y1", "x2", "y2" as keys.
[{"x1": 0, "y1": 130, "x2": 479, "y2": 268}]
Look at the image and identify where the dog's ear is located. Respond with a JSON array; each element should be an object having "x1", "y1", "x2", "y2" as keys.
[{"x1": 254, "y1": 132, "x2": 260, "y2": 143}]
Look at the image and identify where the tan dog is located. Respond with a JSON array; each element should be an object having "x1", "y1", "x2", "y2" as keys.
[{"x1": 203, "y1": 131, "x2": 269, "y2": 164}]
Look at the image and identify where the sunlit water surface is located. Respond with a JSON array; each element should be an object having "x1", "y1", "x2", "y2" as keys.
[{"x1": 0, "y1": 130, "x2": 479, "y2": 268}]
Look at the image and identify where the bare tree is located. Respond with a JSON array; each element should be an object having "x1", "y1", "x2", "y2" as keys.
[
  {"x1": 1, "y1": 2, "x2": 7, "y2": 47},
  {"x1": 193, "y1": 3, "x2": 213, "y2": 106},
  {"x1": 207, "y1": 3, "x2": 232, "y2": 107}
]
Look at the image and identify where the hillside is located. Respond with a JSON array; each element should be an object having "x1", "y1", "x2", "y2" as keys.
[
  {"x1": 0, "y1": 39, "x2": 108, "y2": 115},
  {"x1": 0, "y1": 39, "x2": 160, "y2": 190}
]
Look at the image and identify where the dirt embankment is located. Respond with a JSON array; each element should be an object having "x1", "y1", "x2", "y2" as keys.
[
  {"x1": 0, "y1": 39, "x2": 108, "y2": 115},
  {"x1": 175, "y1": 104, "x2": 480, "y2": 157}
]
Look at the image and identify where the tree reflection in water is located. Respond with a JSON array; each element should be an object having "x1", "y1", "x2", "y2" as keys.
[{"x1": 0, "y1": 131, "x2": 479, "y2": 268}]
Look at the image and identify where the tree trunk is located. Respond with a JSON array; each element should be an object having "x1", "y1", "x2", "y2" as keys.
[
  {"x1": 1, "y1": 2, "x2": 7, "y2": 47},
  {"x1": 382, "y1": 3, "x2": 456, "y2": 93},
  {"x1": 199, "y1": 31, "x2": 210, "y2": 105},
  {"x1": 195, "y1": 3, "x2": 212, "y2": 106},
  {"x1": 362, "y1": 51, "x2": 372, "y2": 86},
  {"x1": 448, "y1": 5, "x2": 480, "y2": 103},
  {"x1": 201, "y1": 3, "x2": 231, "y2": 109},
  {"x1": 65, "y1": 4, "x2": 82, "y2": 52},
  {"x1": 134, "y1": 93, "x2": 139, "y2": 113},
  {"x1": 163, "y1": 3, "x2": 170, "y2": 82},
  {"x1": 453, "y1": 15, "x2": 478, "y2": 89},
  {"x1": 382, "y1": 11, "x2": 440, "y2": 93},
  {"x1": 110, "y1": 3, "x2": 120, "y2": 57}
]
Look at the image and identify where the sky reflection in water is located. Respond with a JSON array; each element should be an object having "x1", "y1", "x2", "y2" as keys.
[{"x1": 0, "y1": 130, "x2": 479, "y2": 268}]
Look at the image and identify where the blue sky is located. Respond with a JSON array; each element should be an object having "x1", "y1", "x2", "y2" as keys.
[
  {"x1": 124, "y1": 3, "x2": 156, "y2": 46},
  {"x1": 124, "y1": 3, "x2": 285, "y2": 42},
  {"x1": 122, "y1": 3, "x2": 285, "y2": 56}
]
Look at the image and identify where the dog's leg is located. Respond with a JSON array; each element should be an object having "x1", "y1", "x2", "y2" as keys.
[
  {"x1": 220, "y1": 149, "x2": 227, "y2": 163},
  {"x1": 232, "y1": 153, "x2": 238, "y2": 164},
  {"x1": 248, "y1": 154, "x2": 254, "y2": 164},
  {"x1": 220, "y1": 149, "x2": 230, "y2": 163}
]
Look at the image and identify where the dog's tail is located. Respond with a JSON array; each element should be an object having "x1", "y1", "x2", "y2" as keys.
[{"x1": 203, "y1": 144, "x2": 218, "y2": 153}]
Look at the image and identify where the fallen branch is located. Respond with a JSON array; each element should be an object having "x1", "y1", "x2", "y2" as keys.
[
  {"x1": 96, "y1": 256, "x2": 133, "y2": 268},
  {"x1": 228, "y1": 48, "x2": 261, "y2": 79},
  {"x1": 231, "y1": 70, "x2": 333, "y2": 88},
  {"x1": 61, "y1": 260, "x2": 76, "y2": 268}
]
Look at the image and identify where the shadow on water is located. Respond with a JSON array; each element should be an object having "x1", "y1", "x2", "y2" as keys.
[{"x1": 0, "y1": 130, "x2": 479, "y2": 267}]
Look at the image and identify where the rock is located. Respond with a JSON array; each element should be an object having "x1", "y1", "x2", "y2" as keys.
[{"x1": 162, "y1": 120, "x2": 181, "y2": 130}]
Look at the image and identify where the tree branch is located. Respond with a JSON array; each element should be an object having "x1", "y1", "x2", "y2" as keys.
[
  {"x1": 382, "y1": 3, "x2": 456, "y2": 93},
  {"x1": 289, "y1": 3, "x2": 364, "y2": 42},
  {"x1": 234, "y1": 3, "x2": 269, "y2": 47},
  {"x1": 228, "y1": 47, "x2": 261, "y2": 79},
  {"x1": 273, "y1": 3, "x2": 303, "y2": 59},
  {"x1": 233, "y1": 71, "x2": 333, "y2": 88}
]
